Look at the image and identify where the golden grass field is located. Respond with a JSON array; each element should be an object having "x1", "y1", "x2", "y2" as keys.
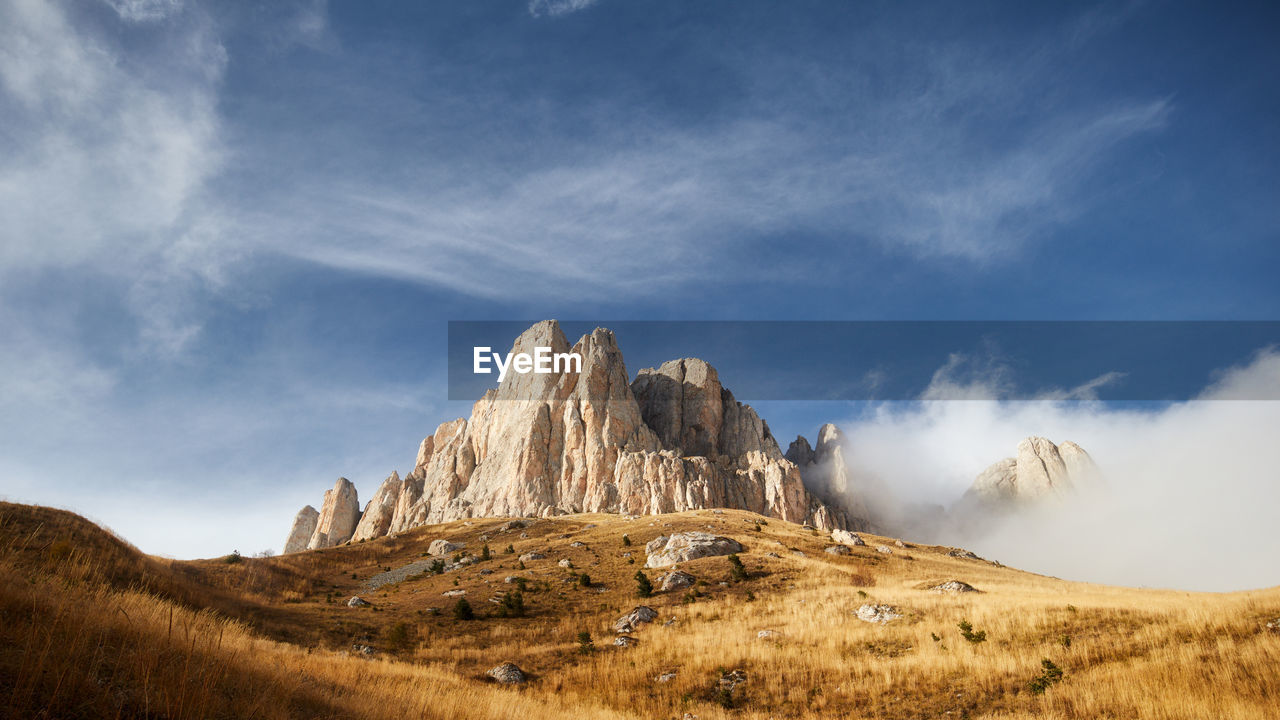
[{"x1": 2, "y1": 500, "x2": 1277, "y2": 719}]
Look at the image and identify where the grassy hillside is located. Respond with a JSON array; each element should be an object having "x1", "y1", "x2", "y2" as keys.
[{"x1": 2, "y1": 501, "x2": 1277, "y2": 719}]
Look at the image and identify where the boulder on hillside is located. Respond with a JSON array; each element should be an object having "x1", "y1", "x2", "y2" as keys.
[
  {"x1": 487, "y1": 662, "x2": 526, "y2": 684},
  {"x1": 428, "y1": 539, "x2": 464, "y2": 556},
  {"x1": 855, "y1": 604, "x2": 901, "y2": 624},
  {"x1": 614, "y1": 606, "x2": 659, "y2": 633},
  {"x1": 645, "y1": 532, "x2": 744, "y2": 568},
  {"x1": 931, "y1": 580, "x2": 979, "y2": 593},
  {"x1": 831, "y1": 529, "x2": 865, "y2": 547},
  {"x1": 658, "y1": 570, "x2": 696, "y2": 592}
]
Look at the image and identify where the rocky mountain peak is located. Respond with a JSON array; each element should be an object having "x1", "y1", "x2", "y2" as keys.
[{"x1": 283, "y1": 321, "x2": 855, "y2": 552}]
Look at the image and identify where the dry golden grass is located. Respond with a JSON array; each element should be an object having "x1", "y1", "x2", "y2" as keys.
[{"x1": 2, "y1": 501, "x2": 1277, "y2": 719}]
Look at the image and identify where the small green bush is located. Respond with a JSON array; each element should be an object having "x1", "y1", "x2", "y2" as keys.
[
  {"x1": 957, "y1": 619, "x2": 987, "y2": 644},
  {"x1": 453, "y1": 597, "x2": 474, "y2": 621},
  {"x1": 635, "y1": 570, "x2": 653, "y2": 598},
  {"x1": 1028, "y1": 658, "x2": 1064, "y2": 694}
]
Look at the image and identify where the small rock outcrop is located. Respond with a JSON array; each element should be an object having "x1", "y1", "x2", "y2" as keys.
[
  {"x1": 855, "y1": 604, "x2": 902, "y2": 624},
  {"x1": 487, "y1": 662, "x2": 526, "y2": 684},
  {"x1": 645, "y1": 532, "x2": 744, "y2": 568},
  {"x1": 307, "y1": 478, "x2": 361, "y2": 550},
  {"x1": 931, "y1": 580, "x2": 979, "y2": 593},
  {"x1": 428, "y1": 539, "x2": 464, "y2": 556},
  {"x1": 831, "y1": 529, "x2": 865, "y2": 547},
  {"x1": 283, "y1": 505, "x2": 319, "y2": 554},
  {"x1": 614, "y1": 606, "x2": 659, "y2": 633},
  {"x1": 824, "y1": 545, "x2": 851, "y2": 555},
  {"x1": 347, "y1": 596, "x2": 371, "y2": 607},
  {"x1": 658, "y1": 570, "x2": 696, "y2": 592}
]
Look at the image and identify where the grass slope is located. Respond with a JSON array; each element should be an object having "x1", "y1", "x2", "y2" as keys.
[{"x1": 2, "y1": 501, "x2": 1277, "y2": 719}]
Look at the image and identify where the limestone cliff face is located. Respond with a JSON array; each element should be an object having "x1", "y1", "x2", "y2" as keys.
[
  {"x1": 283, "y1": 505, "x2": 318, "y2": 554},
  {"x1": 289, "y1": 320, "x2": 852, "y2": 549},
  {"x1": 306, "y1": 477, "x2": 360, "y2": 549},
  {"x1": 962, "y1": 436, "x2": 1098, "y2": 507},
  {"x1": 351, "y1": 471, "x2": 401, "y2": 542},
  {"x1": 786, "y1": 424, "x2": 874, "y2": 531}
]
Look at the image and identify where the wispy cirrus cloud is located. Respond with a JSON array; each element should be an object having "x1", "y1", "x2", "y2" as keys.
[{"x1": 528, "y1": 0, "x2": 600, "y2": 18}]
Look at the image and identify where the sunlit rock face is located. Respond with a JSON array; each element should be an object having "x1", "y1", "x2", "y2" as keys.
[
  {"x1": 282, "y1": 505, "x2": 318, "y2": 554},
  {"x1": 306, "y1": 477, "x2": 360, "y2": 549}
]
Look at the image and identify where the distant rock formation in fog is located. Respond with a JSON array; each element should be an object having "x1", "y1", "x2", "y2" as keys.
[
  {"x1": 283, "y1": 320, "x2": 853, "y2": 552},
  {"x1": 785, "y1": 424, "x2": 874, "y2": 531},
  {"x1": 960, "y1": 436, "x2": 1098, "y2": 509}
]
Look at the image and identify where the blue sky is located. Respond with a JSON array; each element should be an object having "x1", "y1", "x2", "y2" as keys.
[{"x1": 1, "y1": 0, "x2": 1278, "y2": 563}]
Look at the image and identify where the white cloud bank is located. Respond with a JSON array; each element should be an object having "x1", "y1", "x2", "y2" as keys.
[{"x1": 834, "y1": 347, "x2": 1280, "y2": 592}]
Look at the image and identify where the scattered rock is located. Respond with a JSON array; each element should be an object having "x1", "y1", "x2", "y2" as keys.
[
  {"x1": 765, "y1": 552, "x2": 781, "y2": 558},
  {"x1": 519, "y1": 552, "x2": 546, "y2": 562},
  {"x1": 855, "y1": 604, "x2": 902, "y2": 624},
  {"x1": 655, "y1": 670, "x2": 678, "y2": 683},
  {"x1": 352, "y1": 644, "x2": 375, "y2": 656},
  {"x1": 487, "y1": 662, "x2": 526, "y2": 684},
  {"x1": 831, "y1": 529, "x2": 866, "y2": 547},
  {"x1": 658, "y1": 570, "x2": 696, "y2": 592},
  {"x1": 442, "y1": 589, "x2": 466, "y2": 597},
  {"x1": 894, "y1": 539, "x2": 907, "y2": 548},
  {"x1": 498, "y1": 519, "x2": 526, "y2": 532},
  {"x1": 718, "y1": 669, "x2": 747, "y2": 692},
  {"x1": 757, "y1": 630, "x2": 779, "y2": 640},
  {"x1": 347, "y1": 596, "x2": 371, "y2": 608},
  {"x1": 613, "y1": 636, "x2": 639, "y2": 648},
  {"x1": 428, "y1": 539, "x2": 464, "y2": 556},
  {"x1": 570, "y1": 541, "x2": 587, "y2": 548},
  {"x1": 824, "y1": 545, "x2": 851, "y2": 555},
  {"x1": 1266, "y1": 618, "x2": 1280, "y2": 633},
  {"x1": 558, "y1": 559, "x2": 573, "y2": 568},
  {"x1": 947, "y1": 548, "x2": 981, "y2": 560},
  {"x1": 614, "y1": 606, "x2": 659, "y2": 633},
  {"x1": 876, "y1": 545, "x2": 893, "y2": 554},
  {"x1": 790, "y1": 549, "x2": 806, "y2": 557},
  {"x1": 504, "y1": 576, "x2": 520, "y2": 583},
  {"x1": 645, "y1": 532, "x2": 744, "y2": 568},
  {"x1": 478, "y1": 568, "x2": 494, "y2": 575},
  {"x1": 931, "y1": 580, "x2": 979, "y2": 594}
]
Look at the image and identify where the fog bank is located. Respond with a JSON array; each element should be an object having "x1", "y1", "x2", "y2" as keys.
[{"x1": 834, "y1": 349, "x2": 1280, "y2": 592}]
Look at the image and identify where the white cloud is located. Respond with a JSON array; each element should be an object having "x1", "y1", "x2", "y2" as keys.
[
  {"x1": 833, "y1": 348, "x2": 1280, "y2": 591},
  {"x1": 529, "y1": 0, "x2": 599, "y2": 18},
  {"x1": 102, "y1": 0, "x2": 183, "y2": 23}
]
